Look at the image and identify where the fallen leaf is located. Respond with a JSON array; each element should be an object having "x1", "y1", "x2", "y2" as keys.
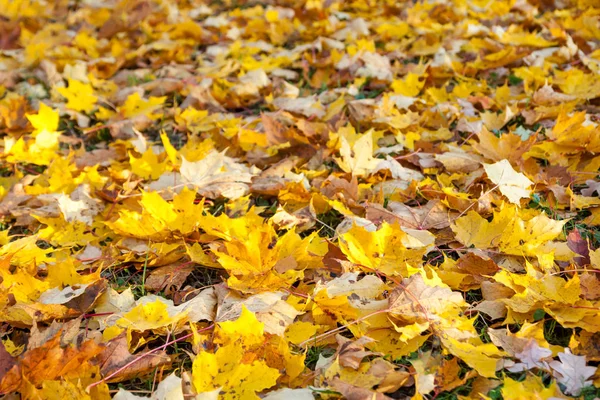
[
  {"x1": 56, "y1": 79, "x2": 97, "y2": 113},
  {"x1": 549, "y1": 349, "x2": 596, "y2": 396},
  {"x1": 451, "y1": 204, "x2": 566, "y2": 257},
  {"x1": 215, "y1": 285, "x2": 300, "y2": 336},
  {"x1": 0, "y1": 325, "x2": 106, "y2": 395},
  {"x1": 144, "y1": 264, "x2": 194, "y2": 294},
  {"x1": 180, "y1": 151, "x2": 256, "y2": 200},
  {"x1": 484, "y1": 160, "x2": 533, "y2": 205},
  {"x1": 98, "y1": 333, "x2": 171, "y2": 383},
  {"x1": 501, "y1": 375, "x2": 559, "y2": 400},
  {"x1": 366, "y1": 200, "x2": 453, "y2": 230},
  {"x1": 335, "y1": 335, "x2": 380, "y2": 370}
]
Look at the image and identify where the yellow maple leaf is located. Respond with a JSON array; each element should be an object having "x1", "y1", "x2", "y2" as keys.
[
  {"x1": 5, "y1": 103, "x2": 64, "y2": 165},
  {"x1": 440, "y1": 336, "x2": 504, "y2": 378},
  {"x1": 46, "y1": 258, "x2": 99, "y2": 288},
  {"x1": 57, "y1": 79, "x2": 97, "y2": 113},
  {"x1": 493, "y1": 262, "x2": 581, "y2": 314},
  {"x1": 199, "y1": 208, "x2": 270, "y2": 241},
  {"x1": 472, "y1": 126, "x2": 535, "y2": 164},
  {"x1": 192, "y1": 306, "x2": 295, "y2": 398},
  {"x1": 120, "y1": 92, "x2": 166, "y2": 119},
  {"x1": 159, "y1": 130, "x2": 180, "y2": 165},
  {"x1": 0, "y1": 256, "x2": 48, "y2": 304},
  {"x1": 129, "y1": 149, "x2": 168, "y2": 180},
  {"x1": 311, "y1": 272, "x2": 388, "y2": 335},
  {"x1": 285, "y1": 321, "x2": 319, "y2": 345},
  {"x1": 501, "y1": 375, "x2": 559, "y2": 400},
  {"x1": 334, "y1": 129, "x2": 380, "y2": 176},
  {"x1": 36, "y1": 217, "x2": 96, "y2": 247},
  {"x1": 0, "y1": 236, "x2": 53, "y2": 271},
  {"x1": 74, "y1": 31, "x2": 99, "y2": 58},
  {"x1": 216, "y1": 306, "x2": 265, "y2": 346},
  {"x1": 192, "y1": 343, "x2": 279, "y2": 400},
  {"x1": 553, "y1": 69, "x2": 600, "y2": 100},
  {"x1": 116, "y1": 299, "x2": 186, "y2": 332},
  {"x1": 339, "y1": 222, "x2": 427, "y2": 276},
  {"x1": 23, "y1": 157, "x2": 79, "y2": 194},
  {"x1": 105, "y1": 208, "x2": 164, "y2": 240},
  {"x1": 499, "y1": 28, "x2": 556, "y2": 48},
  {"x1": 175, "y1": 107, "x2": 215, "y2": 134},
  {"x1": 195, "y1": 209, "x2": 321, "y2": 292},
  {"x1": 546, "y1": 109, "x2": 600, "y2": 153},
  {"x1": 210, "y1": 225, "x2": 318, "y2": 293},
  {"x1": 27, "y1": 103, "x2": 59, "y2": 134},
  {"x1": 451, "y1": 204, "x2": 566, "y2": 257},
  {"x1": 391, "y1": 73, "x2": 426, "y2": 97},
  {"x1": 106, "y1": 188, "x2": 206, "y2": 240}
]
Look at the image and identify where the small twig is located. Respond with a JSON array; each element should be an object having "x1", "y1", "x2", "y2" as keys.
[
  {"x1": 140, "y1": 242, "x2": 151, "y2": 296},
  {"x1": 82, "y1": 312, "x2": 114, "y2": 319},
  {"x1": 108, "y1": 390, "x2": 153, "y2": 394},
  {"x1": 549, "y1": 268, "x2": 600, "y2": 276},
  {"x1": 297, "y1": 309, "x2": 389, "y2": 347}
]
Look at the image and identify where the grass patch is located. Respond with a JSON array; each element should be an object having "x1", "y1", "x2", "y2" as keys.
[
  {"x1": 305, "y1": 345, "x2": 335, "y2": 370},
  {"x1": 315, "y1": 209, "x2": 344, "y2": 238}
]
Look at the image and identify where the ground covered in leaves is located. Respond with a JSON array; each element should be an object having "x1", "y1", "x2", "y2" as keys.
[{"x1": 1, "y1": 0, "x2": 600, "y2": 399}]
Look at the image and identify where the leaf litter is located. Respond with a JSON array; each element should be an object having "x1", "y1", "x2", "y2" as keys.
[{"x1": 0, "y1": 0, "x2": 600, "y2": 399}]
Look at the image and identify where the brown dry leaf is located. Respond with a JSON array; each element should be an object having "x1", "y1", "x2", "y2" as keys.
[
  {"x1": 271, "y1": 205, "x2": 315, "y2": 232},
  {"x1": 455, "y1": 253, "x2": 499, "y2": 276},
  {"x1": 581, "y1": 179, "x2": 600, "y2": 197},
  {"x1": 173, "y1": 287, "x2": 217, "y2": 323},
  {"x1": 261, "y1": 113, "x2": 292, "y2": 146},
  {"x1": 368, "y1": 358, "x2": 412, "y2": 393},
  {"x1": 329, "y1": 378, "x2": 394, "y2": 400},
  {"x1": 0, "y1": 184, "x2": 31, "y2": 218},
  {"x1": 580, "y1": 274, "x2": 600, "y2": 300},
  {"x1": 566, "y1": 229, "x2": 590, "y2": 266},
  {"x1": 472, "y1": 301, "x2": 507, "y2": 320},
  {"x1": 28, "y1": 318, "x2": 82, "y2": 350},
  {"x1": 365, "y1": 200, "x2": 454, "y2": 230},
  {"x1": 38, "y1": 280, "x2": 107, "y2": 314},
  {"x1": 470, "y1": 376, "x2": 501, "y2": 398},
  {"x1": 335, "y1": 335, "x2": 380, "y2": 370},
  {"x1": 144, "y1": 264, "x2": 194, "y2": 294},
  {"x1": 435, "y1": 357, "x2": 477, "y2": 393},
  {"x1": 571, "y1": 331, "x2": 600, "y2": 362},
  {"x1": 533, "y1": 84, "x2": 577, "y2": 105},
  {"x1": 481, "y1": 281, "x2": 515, "y2": 301},
  {"x1": 272, "y1": 96, "x2": 325, "y2": 118},
  {"x1": 98, "y1": 333, "x2": 171, "y2": 383},
  {"x1": 0, "y1": 342, "x2": 16, "y2": 383}
]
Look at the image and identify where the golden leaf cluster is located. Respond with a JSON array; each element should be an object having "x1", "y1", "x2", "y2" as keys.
[{"x1": 0, "y1": 0, "x2": 600, "y2": 399}]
